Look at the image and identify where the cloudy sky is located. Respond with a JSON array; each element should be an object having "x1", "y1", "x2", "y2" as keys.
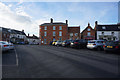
[{"x1": 0, "y1": 1, "x2": 119, "y2": 37}]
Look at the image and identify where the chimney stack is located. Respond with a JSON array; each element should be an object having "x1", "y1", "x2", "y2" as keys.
[
  {"x1": 88, "y1": 23, "x2": 90, "y2": 26},
  {"x1": 33, "y1": 34, "x2": 35, "y2": 36},
  {"x1": 66, "y1": 20, "x2": 68, "y2": 24},
  {"x1": 22, "y1": 29, "x2": 24, "y2": 32},
  {"x1": 50, "y1": 18, "x2": 53, "y2": 23},
  {"x1": 28, "y1": 33, "x2": 29, "y2": 37},
  {"x1": 95, "y1": 21, "x2": 98, "y2": 26}
]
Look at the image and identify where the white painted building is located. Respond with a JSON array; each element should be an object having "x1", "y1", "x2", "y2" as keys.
[
  {"x1": 96, "y1": 24, "x2": 120, "y2": 41},
  {"x1": 27, "y1": 34, "x2": 40, "y2": 45}
]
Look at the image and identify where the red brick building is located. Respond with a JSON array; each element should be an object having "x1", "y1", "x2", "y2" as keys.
[
  {"x1": 81, "y1": 23, "x2": 96, "y2": 40},
  {"x1": 39, "y1": 18, "x2": 68, "y2": 45},
  {"x1": 68, "y1": 26, "x2": 81, "y2": 40}
]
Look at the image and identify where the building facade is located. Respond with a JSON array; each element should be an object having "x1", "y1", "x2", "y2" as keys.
[
  {"x1": 1, "y1": 27, "x2": 10, "y2": 42},
  {"x1": 0, "y1": 27, "x2": 27, "y2": 43},
  {"x1": 96, "y1": 24, "x2": 120, "y2": 41},
  {"x1": 40, "y1": 18, "x2": 68, "y2": 45},
  {"x1": 68, "y1": 26, "x2": 80, "y2": 40},
  {"x1": 27, "y1": 34, "x2": 40, "y2": 45},
  {"x1": 81, "y1": 23, "x2": 96, "y2": 40}
]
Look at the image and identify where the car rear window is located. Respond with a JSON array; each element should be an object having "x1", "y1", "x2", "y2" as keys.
[
  {"x1": 105, "y1": 41, "x2": 118, "y2": 45},
  {"x1": 88, "y1": 41, "x2": 95, "y2": 43}
]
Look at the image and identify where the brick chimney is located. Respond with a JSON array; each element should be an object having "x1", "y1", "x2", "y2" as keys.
[
  {"x1": 66, "y1": 20, "x2": 68, "y2": 24},
  {"x1": 94, "y1": 21, "x2": 98, "y2": 30},
  {"x1": 22, "y1": 29, "x2": 24, "y2": 32},
  {"x1": 88, "y1": 23, "x2": 90, "y2": 26},
  {"x1": 50, "y1": 18, "x2": 53, "y2": 23},
  {"x1": 95, "y1": 21, "x2": 98, "y2": 26}
]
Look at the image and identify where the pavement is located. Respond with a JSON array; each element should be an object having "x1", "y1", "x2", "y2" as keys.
[{"x1": 2, "y1": 45, "x2": 120, "y2": 78}]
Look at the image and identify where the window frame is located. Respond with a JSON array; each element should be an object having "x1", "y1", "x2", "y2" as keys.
[
  {"x1": 59, "y1": 26, "x2": 62, "y2": 30},
  {"x1": 53, "y1": 31, "x2": 56, "y2": 36},
  {"x1": 53, "y1": 26, "x2": 56, "y2": 30},
  {"x1": 59, "y1": 31, "x2": 62, "y2": 36}
]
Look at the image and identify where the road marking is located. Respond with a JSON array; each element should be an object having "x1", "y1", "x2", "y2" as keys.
[
  {"x1": 2, "y1": 47, "x2": 19, "y2": 67},
  {"x1": 14, "y1": 47, "x2": 19, "y2": 66}
]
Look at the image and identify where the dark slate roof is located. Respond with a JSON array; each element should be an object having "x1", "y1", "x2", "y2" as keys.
[
  {"x1": 96, "y1": 24, "x2": 120, "y2": 31},
  {"x1": 1, "y1": 27, "x2": 26, "y2": 35},
  {"x1": 81, "y1": 26, "x2": 95, "y2": 34},
  {"x1": 40, "y1": 22, "x2": 67, "y2": 26},
  {"x1": 27, "y1": 35, "x2": 39, "y2": 39}
]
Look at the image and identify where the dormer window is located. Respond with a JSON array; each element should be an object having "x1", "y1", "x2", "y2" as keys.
[
  {"x1": 102, "y1": 26, "x2": 106, "y2": 29},
  {"x1": 111, "y1": 32, "x2": 114, "y2": 35}
]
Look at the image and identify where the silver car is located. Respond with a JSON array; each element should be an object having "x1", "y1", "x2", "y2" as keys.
[
  {"x1": 0, "y1": 41, "x2": 10, "y2": 52},
  {"x1": 55, "y1": 41, "x2": 63, "y2": 46},
  {"x1": 8, "y1": 42, "x2": 14, "y2": 50},
  {"x1": 87, "y1": 40, "x2": 105, "y2": 51}
]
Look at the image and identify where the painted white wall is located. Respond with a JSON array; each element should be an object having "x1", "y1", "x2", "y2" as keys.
[
  {"x1": 97, "y1": 31, "x2": 120, "y2": 41},
  {"x1": 27, "y1": 38, "x2": 40, "y2": 44}
]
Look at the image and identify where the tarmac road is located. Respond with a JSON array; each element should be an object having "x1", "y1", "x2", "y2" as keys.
[{"x1": 2, "y1": 45, "x2": 120, "y2": 78}]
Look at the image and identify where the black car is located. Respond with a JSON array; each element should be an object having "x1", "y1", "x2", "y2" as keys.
[
  {"x1": 103, "y1": 41, "x2": 120, "y2": 52},
  {"x1": 62, "y1": 40, "x2": 73, "y2": 47},
  {"x1": 49, "y1": 41, "x2": 53, "y2": 45},
  {"x1": 70, "y1": 39, "x2": 87, "y2": 49}
]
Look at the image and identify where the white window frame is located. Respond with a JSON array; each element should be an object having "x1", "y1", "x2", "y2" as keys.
[
  {"x1": 53, "y1": 26, "x2": 56, "y2": 30},
  {"x1": 102, "y1": 26, "x2": 106, "y2": 29},
  {"x1": 87, "y1": 32, "x2": 91, "y2": 36},
  {"x1": 53, "y1": 31, "x2": 56, "y2": 36},
  {"x1": 44, "y1": 31, "x2": 47, "y2": 36},
  {"x1": 59, "y1": 26, "x2": 62, "y2": 30},
  {"x1": 59, "y1": 31, "x2": 62, "y2": 36},
  {"x1": 44, "y1": 26, "x2": 47, "y2": 30},
  {"x1": 87, "y1": 28, "x2": 91, "y2": 31},
  {"x1": 70, "y1": 33, "x2": 73, "y2": 37}
]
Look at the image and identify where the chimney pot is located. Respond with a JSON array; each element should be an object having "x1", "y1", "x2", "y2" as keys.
[
  {"x1": 66, "y1": 20, "x2": 68, "y2": 24},
  {"x1": 95, "y1": 21, "x2": 98, "y2": 25},
  {"x1": 51, "y1": 18, "x2": 53, "y2": 23},
  {"x1": 88, "y1": 23, "x2": 90, "y2": 26}
]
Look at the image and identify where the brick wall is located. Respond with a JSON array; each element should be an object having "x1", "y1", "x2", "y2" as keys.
[
  {"x1": 68, "y1": 26, "x2": 80, "y2": 40},
  {"x1": 81, "y1": 23, "x2": 96, "y2": 40},
  {"x1": 40, "y1": 24, "x2": 68, "y2": 45}
]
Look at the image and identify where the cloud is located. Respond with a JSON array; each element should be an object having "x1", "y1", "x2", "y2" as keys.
[{"x1": 0, "y1": 2, "x2": 40, "y2": 36}]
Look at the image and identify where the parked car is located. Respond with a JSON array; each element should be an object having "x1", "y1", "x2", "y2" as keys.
[
  {"x1": 70, "y1": 39, "x2": 87, "y2": 49},
  {"x1": 87, "y1": 40, "x2": 105, "y2": 51},
  {"x1": 52, "y1": 41, "x2": 57, "y2": 46},
  {"x1": 103, "y1": 41, "x2": 120, "y2": 52},
  {"x1": 17, "y1": 42, "x2": 25, "y2": 44},
  {"x1": 62, "y1": 40, "x2": 73, "y2": 47},
  {"x1": 55, "y1": 40, "x2": 63, "y2": 46},
  {"x1": 0, "y1": 41, "x2": 10, "y2": 52},
  {"x1": 49, "y1": 41, "x2": 53, "y2": 45},
  {"x1": 8, "y1": 42, "x2": 14, "y2": 50}
]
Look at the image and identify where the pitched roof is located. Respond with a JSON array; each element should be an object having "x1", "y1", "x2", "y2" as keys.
[
  {"x1": 27, "y1": 35, "x2": 39, "y2": 39},
  {"x1": 81, "y1": 25, "x2": 95, "y2": 34},
  {"x1": 40, "y1": 22, "x2": 67, "y2": 26},
  {"x1": 96, "y1": 24, "x2": 120, "y2": 31},
  {"x1": 1, "y1": 27, "x2": 26, "y2": 35}
]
